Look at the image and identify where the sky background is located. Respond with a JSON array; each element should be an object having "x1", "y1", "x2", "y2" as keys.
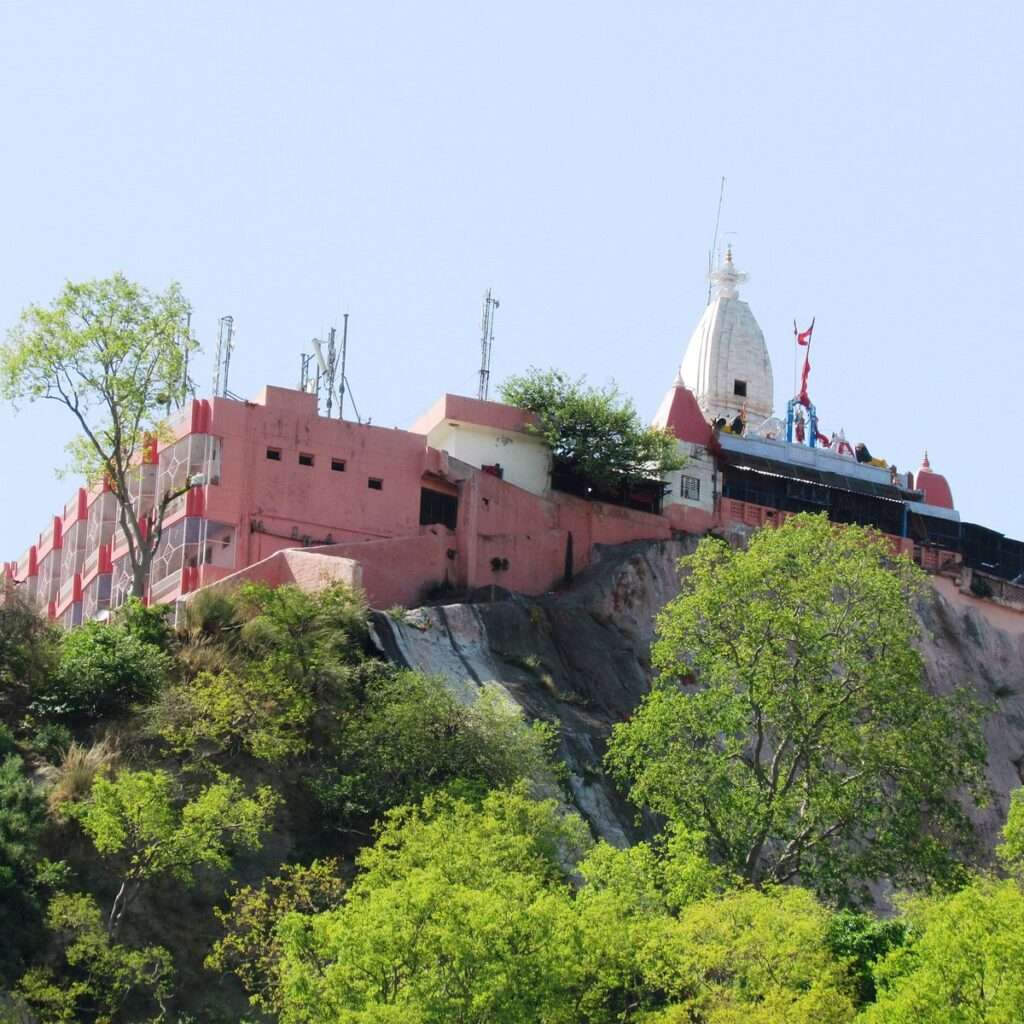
[{"x1": 1, "y1": 1, "x2": 1022, "y2": 556}]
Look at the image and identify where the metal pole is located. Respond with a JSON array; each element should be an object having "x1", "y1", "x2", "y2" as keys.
[
  {"x1": 338, "y1": 313, "x2": 349, "y2": 419},
  {"x1": 325, "y1": 326, "x2": 337, "y2": 418}
]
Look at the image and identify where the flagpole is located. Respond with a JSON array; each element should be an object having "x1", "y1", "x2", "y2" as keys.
[{"x1": 792, "y1": 320, "x2": 798, "y2": 399}]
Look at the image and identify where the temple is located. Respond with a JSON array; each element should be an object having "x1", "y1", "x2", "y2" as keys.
[{"x1": 5, "y1": 250, "x2": 1023, "y2": 624}]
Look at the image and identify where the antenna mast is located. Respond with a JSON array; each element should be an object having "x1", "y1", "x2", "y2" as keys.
[
  {"x1": 212, "y1": 315, "x2": 235, "y2": 397},
  {"x1": 477, "y1": 289, "x2": 500, "y2": 401},
  {"x1": 305, "y1": 314, "x2": 351, "y2": 419},
  {"x1": 338, "y1": 313, "x2": 349, "y2": 419},
  {"x1": 706, "y1": 176, "x2": 726, "y2": 305}
]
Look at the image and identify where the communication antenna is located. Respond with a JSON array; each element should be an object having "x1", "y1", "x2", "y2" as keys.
[
  {"x1": 179, "y1": 307, "x2": 193, "y2": 408},
  {"x1": 306, "y1": 314, "x2": 352, "y2": 419},
  {"x1": 299, "y1": 350, "x2": 322, "y2": 401},
  {"x1": 477, "y1": 289, "x2": 500, "y2": 401},
  {"x1": 706, "y1": 176, "x2": 726, "y2": 305},
  {"x1": 212, "y1": 315, "x2": 235, "y2": 397},
  {"x1": 337, "y1": 313, "x2": 349, "y2": 420}
]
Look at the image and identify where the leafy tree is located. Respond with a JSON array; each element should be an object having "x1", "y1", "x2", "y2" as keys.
[
  {"x1": 74, "y1": 769, "x2": 277, "y2": 935},
  {"x1": 17, "y1": 892, "x2": 173, "y2": 1024},
  {"x1": 233, "y1": 581, "x2": 369, "y2": 679},
  {"x1": 563, "y1": 832, "x2": 734, "y2": 1022},
  {"x1": 34, "y1": 620, "x2": 171, "y2": 720},
  {"x1": 500, "y1": 368, "x2": 683, "y2": 488},
  {"x1": 0, "y1": 754, "x2": 48, "y2": 983},
  {"x1": 0, "y1": 597, "x2": 58, "y2": 726},
  {"x1": 275, "y1": 786, "x2": 589, "y2": 1023},
  {"x1": 112, "y1": 598, "x2": 174, "y2": 652},
  {"x1": 0, "y1": 275, "x2": 198, "y2": 597},
  {"x1": 998, "y1": 787, "x2": 1024, "y2": 879},
  {"x1": 607, "y1": 514, "x2": 985, "y2": 901},
  {"x1": 312, "y1": 675, "x2": 558, "y2": 824},
  {"x1": 206, "y1": 859, "x2": 345, "y2": 1014},
  {"x1": 863, "y1": 878, "x2": 1024, "y2": 1023},
  {"x1": 159, "y1": 664, "x2": 316, "y2": 762},
  {"x1": 639, "y1": 886, "x2": 856, "y2": 1024},
  {"x1": 825, "y1": 910, "x2": 905, "y2": 1006}
]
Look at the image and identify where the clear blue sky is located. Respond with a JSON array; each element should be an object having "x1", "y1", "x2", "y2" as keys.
[{"x1": 2, "y1": 1, "x2": 1022, "y2": 555}]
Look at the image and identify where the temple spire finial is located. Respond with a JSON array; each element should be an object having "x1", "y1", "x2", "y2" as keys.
[{"x1": 708, "y1": 244, "x2": 746, "y2": 300}]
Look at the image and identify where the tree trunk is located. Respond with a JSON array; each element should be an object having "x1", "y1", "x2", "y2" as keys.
[{"x1": 131, "y1": 552, "x2": 150, "y2": 599}]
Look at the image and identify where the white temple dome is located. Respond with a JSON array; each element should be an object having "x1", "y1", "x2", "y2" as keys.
[{"x1": 678, "y1": 246, "x2": 774, "y2": 424}]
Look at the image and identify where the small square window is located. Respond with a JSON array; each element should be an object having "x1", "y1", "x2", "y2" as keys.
[
  {"x1": 368, "y1": 477, "x2": 383, "y2": 491},
  {"x1": 266, "y1": 447, "x2": 281, "y2": 461},
  {"x1": 331, "y1": 458, "x2": 346, "y2": 473},
  {"x1": 681, "y1": 475, "x2": 701, "y2": 501},
  {"x1": 298, "y1": 452, "x2": 314, "y2": 467},
  {"x1": 733, "y1": 380, "x2": 747, "y2": 397}
]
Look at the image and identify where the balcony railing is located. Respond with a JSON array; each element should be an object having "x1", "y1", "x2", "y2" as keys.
[
  {"x1": 83, "y1": 547, "x2": 100, "y2": 579},
  {"x1": 58, "y1": 574, "x2": 76, "y2": 609},
  {"x1": 150, "y1": 569, "x2": 182, "y2": 603},
  {"x1": 39, "y1": 522, "x2": 54, "y2": 549}
]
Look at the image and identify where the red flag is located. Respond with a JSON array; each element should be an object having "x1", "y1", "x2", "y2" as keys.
[
  {"x1": 794, "y1": 317, "x2": 815, "y2": 346},
  {"x1": 798, "y1": 351, "x2": 811, "y2": 407}
]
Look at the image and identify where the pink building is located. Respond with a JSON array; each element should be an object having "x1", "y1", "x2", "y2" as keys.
[{"x1": 5, "y1": 385, "x2": 689, "y2": 619}]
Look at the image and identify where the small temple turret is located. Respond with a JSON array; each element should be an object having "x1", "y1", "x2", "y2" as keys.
[
  {"x1": 915, "y1": 450, "x2": 954, "y2": 510},
  {"x1": 677, "y1": 246, "x2": 774, "y2": 426}
]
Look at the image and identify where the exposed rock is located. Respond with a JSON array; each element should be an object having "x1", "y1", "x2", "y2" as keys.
[{"x1": 372, "y1": 538, "x2": 1024, "y2": 858}]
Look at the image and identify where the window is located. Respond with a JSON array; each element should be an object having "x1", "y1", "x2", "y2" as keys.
[
  {"x1": 298, "y1": 452, "x2": 314, "y2": 467},
  {"x1": 681, "y1": 475, "x2": 701, "y2": 501},
  {"x1": 420, "y1": 487, "x2": 459, "y2": 529},
  {"x1": 733, "y1": 379, "x2": 747, "y2": 397},
  {"x1": 331, "y1": 458, "x2": 346, "y2": 472},
  {"x1": 266, "y1": 447, "x2": 281, "y2": 461},
  {"x1": 368, "y1": 477, "x2": 383, "y2": 491}
]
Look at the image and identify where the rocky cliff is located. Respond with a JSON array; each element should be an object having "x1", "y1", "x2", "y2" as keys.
[{"x1": 371, "y1": 539, "x2": 1024, "y2": 857}]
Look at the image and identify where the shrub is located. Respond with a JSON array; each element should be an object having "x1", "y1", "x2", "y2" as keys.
[
  {"x1": 113, "y1": 597, "x2": 174, "y2": 650},
  {"x1": 44, "y1": 738, "x2": 119, "y2": 817},
  {"x1": 158, "y1": 664, "x2": 315, "y2": 761},
  {"x1": 0, "y1": 753, "x2": 47, "y2": 982},
  {"x1": 33, "y1": 621, "x2": 172, "y2": 720},
  {"x1": 0, "y1": 598, "x2": 58, "y2": 725}
]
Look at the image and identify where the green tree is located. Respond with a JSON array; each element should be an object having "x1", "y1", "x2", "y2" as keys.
[
  {"x1": 17, "y1": 892, "x2": 173, "y2": 1024},
  {"x1": 34, "y1": 619, "x2": 172, "y2": 721},
  {"x1": 0, "y1": 753, "x2": 48, "y2": 983},
  {"x1": 863, "y1": 878, "x2": 1024, "y2": 1023},
  {"x1": 275, "y1": 786, "x2": 589, "y2": 1024},
  {"x1": 0, "y1": 597, "x2": 58, "y2": 727},
  {"x1": 0, "y1": 275, "x2": 198, "y2": 597},
  {"x1": 607, "y1": 514, "x2": 985, "y2": 900},
  {"x1": 639, "y1": 886, "x2": 856, "y2": 1024},
  {"x1": 997, "y1": 787, "x2": 1024, "y2": 879},
  {"x1": 500, "y1": 368, "x2": 683, "y2": 489},
  {"x1": 74, "y1": 769, "x2": 276, "y2": 935},
  {"x1": 158, "y1": 664, "x2": 316, "y2": 762},
  {"x1": 206, "y1": 859, "x2": 346, "y2": 1014},
  {"x1": 312, "y1": 675, "x2": 558, "y2": 824}
]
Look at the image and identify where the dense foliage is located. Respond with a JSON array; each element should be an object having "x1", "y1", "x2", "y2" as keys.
[
  {"x1": 607, "y1": 514, "x2": 986, "y2": 901},
  {"x1": 0, "y1": 527, "x2": 1016, "y2": 1022},
  {"x1": 500, "y1": 368, "x2": 684, "y2": 487}
]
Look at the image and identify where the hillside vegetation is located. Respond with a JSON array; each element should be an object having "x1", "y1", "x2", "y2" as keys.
[{"x1": 0, "y1": 514, "x2": 1021, "y2": 1023}]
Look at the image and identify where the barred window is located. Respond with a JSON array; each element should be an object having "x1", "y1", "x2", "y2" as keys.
[{"x1": 681, "y1": 475, "x2": 701, "y2": 501}]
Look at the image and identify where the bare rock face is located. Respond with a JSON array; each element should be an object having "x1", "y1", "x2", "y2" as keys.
[
  {"x1": 371, "y1": 539, "x2": 1024, "y2": 857},
  {"x1": 917, "y1": 587, "x2": 1024, "y2": 858}
]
